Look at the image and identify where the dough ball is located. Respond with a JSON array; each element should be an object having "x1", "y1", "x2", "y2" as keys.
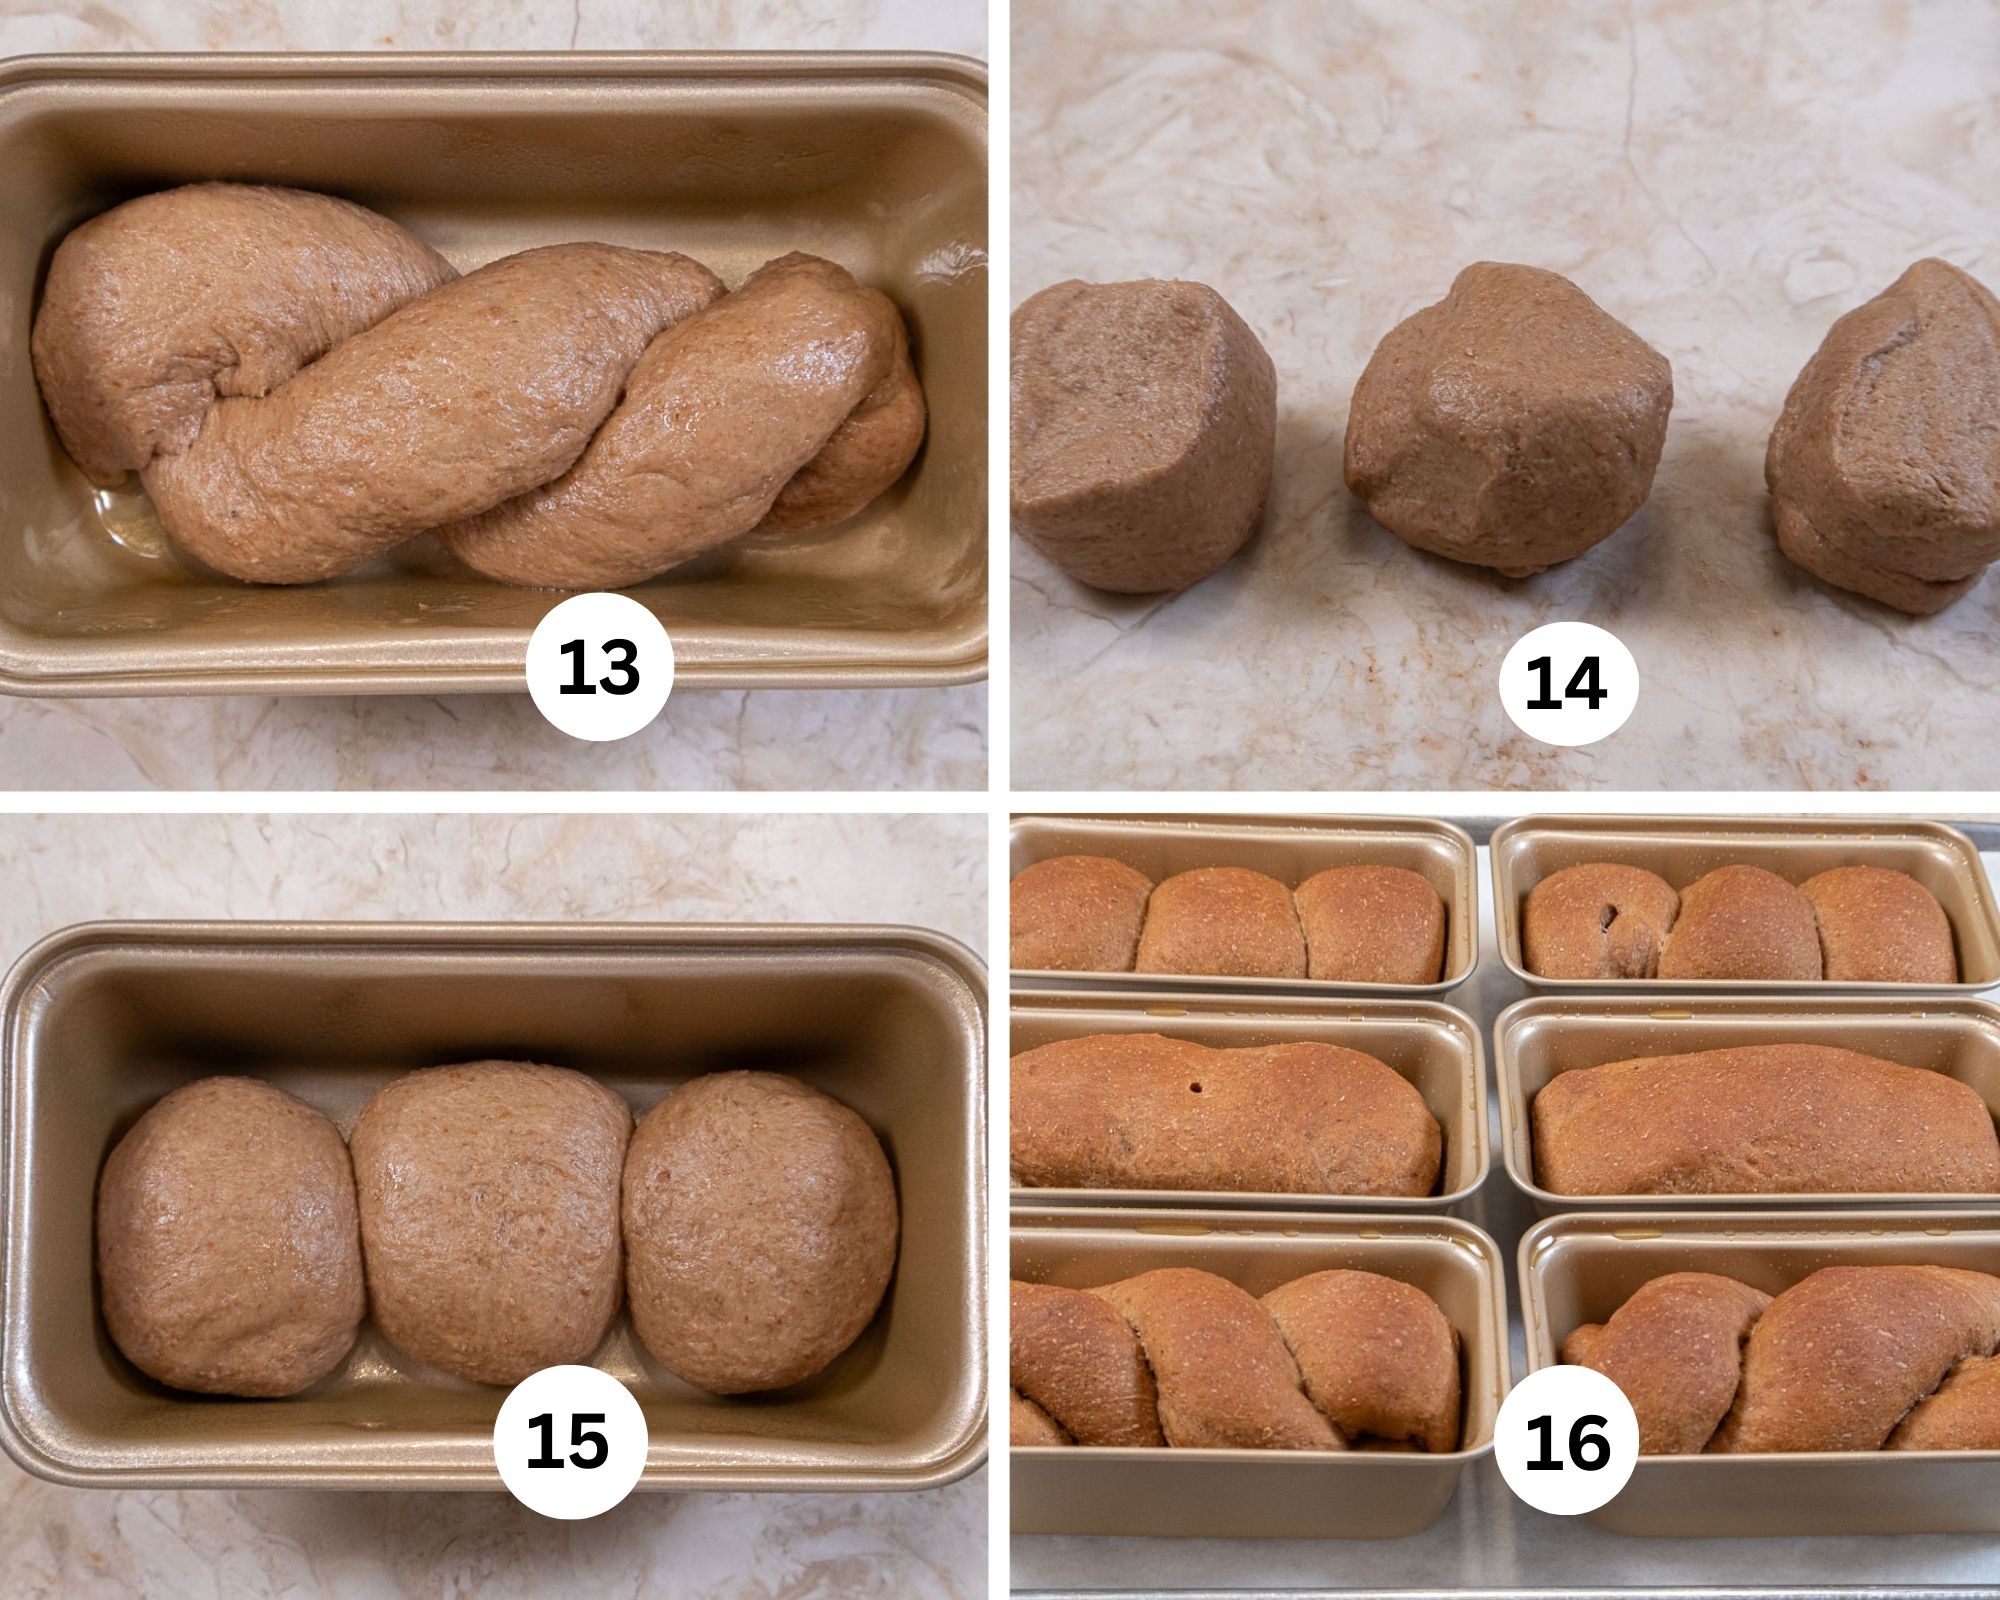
[
  {"x1": 1011, "y1": 277, "x2": 1277, "y2": 593},
  {"x1": 623, "y1": 1071, "x2": 898, "y2": 1394},
  {"x1": 96, "y1": 1076, "x2": 363, "y2": 1397},
  {"x1": 1344, "y1": 262, "x2": 1673, "y2": 575},
  {"x1": 1767, "y1": 258, "x2": 2000, "y2": 614},
  {"x1": 350, "y1": 1061, "x2": 631, "y2": 1385}
]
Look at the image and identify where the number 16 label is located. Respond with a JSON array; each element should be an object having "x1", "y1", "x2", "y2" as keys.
[
  {"x1": 494, "y1": 1364, "x2": 649, "y2": 1518},
  {"x1": 1498, "y1": 621, "x2": 1638, "y2": 747},
  {"x1": 1494, "y1": 1365, "x2": 1639, "y2": 1515},
  {"x1": 527, "y1": 592, "x2": 676, "y2": 741}
]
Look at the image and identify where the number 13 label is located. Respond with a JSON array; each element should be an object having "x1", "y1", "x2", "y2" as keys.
[{"x1": 527, "y1": 593, "x2": 675, "y2": 741}]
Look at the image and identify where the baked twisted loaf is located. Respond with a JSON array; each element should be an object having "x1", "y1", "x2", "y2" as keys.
[
  {"x1": 1010, "y1": 1266, "x2": 1461, "y2": 1452},
  {"x1": 1565, "y1": 1265, "x2": 2000, "y2": 1453},
  {"x1": 32, "y1": 182, "x2": 924, "y2": 587}
]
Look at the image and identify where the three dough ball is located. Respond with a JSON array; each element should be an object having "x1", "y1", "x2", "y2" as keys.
[{"x1": 96, "y1": 1064, "x2": 897, "y2": 1399}]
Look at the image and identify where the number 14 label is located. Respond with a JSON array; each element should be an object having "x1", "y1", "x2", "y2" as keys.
[{"x1": 1498, "y1": 621, "x2": 1638, "y2": 747}]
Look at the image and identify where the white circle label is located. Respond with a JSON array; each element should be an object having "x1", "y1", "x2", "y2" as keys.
[
  {"x1": 525, "y1": 592, "x2": 675, "y2": 741},
  {"x1": 1494, "y1": 1364, "x2": 1640, "y2": 1516},
  {"x1": 493, "y1": 1364, "x2": 649, "y2": 1518},
  {"x1": 1498, "y1": 621, "x2": 1638, "y2": 746}
]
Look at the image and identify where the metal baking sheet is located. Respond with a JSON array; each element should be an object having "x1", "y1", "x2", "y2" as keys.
[
  {"x1": 1011, "y1": 819, "x2": 2000, "y2": 1593},
  {"x1": 0, "y1": 52, "x2": 987, "y2": 695},
  {"x1": 1009, "y1": 988, "x2": 1487, "y2": 1211},
  {"x1": 1010, "y1": 1206, "x2": 1508, "y2": 1539},
  {"x1": 1520, "y1": 1210, "x2": 2000, "y2": 1538},
  {"x1": 1496, "y1": 994, "x2": 2000, "y2": 1214},
  {"x1": 1009, "y1": 813, "x2": 1477, "y2": 997},
  {"x1": 0, "y1": 919, "x2": 987, "y2": 1490},
  {"x1": 1490, "y1": 815, "x2": 2000, "y2": 994}
]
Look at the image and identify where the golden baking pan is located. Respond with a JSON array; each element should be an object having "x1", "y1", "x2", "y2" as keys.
[
  {"x1": 0, "y1": 52, "x2": 987, "y2": 695},
  {"x1": 1009, "y1": 813, "x2": 1477, "y2": 996},
  {"x1": 1519, "y1": 1209, "x2": 2000, "y2": 1537},
  {"x1": 1495, "y1": 994, "x2": 2000, "y2": 1215},
  {"x1": 1009, "y1": 1207, "x2": 1508, "y2": 1539},
  {"x1": 1490, "y1": 814, "x2": 2000, "y2": 993},
  {"x1": 1010, "y1": 988, "x2": 1487, "y2": 1211},
  {"x1": 0, "y1": 920, "x2": 986, "y2": 1490}
]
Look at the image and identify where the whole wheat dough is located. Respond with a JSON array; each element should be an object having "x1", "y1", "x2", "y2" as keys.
[
  {"x1": 1344, "y1": 262, "x2": 1674, "y2": 575},
  {"x1": 1767, "y1": 258, "x2": 2000, "y2": 614},
  {"x1": 96, "y1": 1075, "x2": 364, "y2": 1397},
  {"x1": 1011, "y1": 277, "x2": 1277, "y2": 593},
  {"x1": 622, "y1": 1071, "x2": 898, "y2": 1394},
  {"x1": 349, "y1": 1060, "x2": 632, "y2": 1385}
]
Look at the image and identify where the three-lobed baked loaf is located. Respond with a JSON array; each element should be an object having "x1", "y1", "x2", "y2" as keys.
[
  {"x1": 1011, "y1": 1266, "x2": 1461, "y2": 1452},
  {"x1": 1012, "y1": 1032, "x2": 1443, "y2": 1196},
  {"x1": 96, "y1": 1064, "x2": 898, "y2": 1399},
  {"x1": 1521, "y1": 860, "x2": 1957, "y2": 982},
  {"x1": 1566, "y1": 1265, "x2": 2000, "y2": 1453},
  {"x1": 33, "y1": 182, "x2": 923, "y2": 588},
  {"x1": 1010, "y1": 855, "x2": 1447, "y2": 984},
  {"x1": 1531, "y1": 1043, "x2": 2000, "y2": 1197}
]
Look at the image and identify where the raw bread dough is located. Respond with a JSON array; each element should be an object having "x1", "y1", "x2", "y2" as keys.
[
  {"x1": 1767, "y1": 258, "x2": 2000, "y2": 614},
  {"x1": 1011, "y1": 278, "x2": 1277, "y2": 593},
  {"x1": 1344, "y1": 262, "x2": 1674, "y2": 576}
]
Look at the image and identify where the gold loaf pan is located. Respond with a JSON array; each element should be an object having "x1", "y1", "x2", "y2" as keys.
[
  {"x1": 1008, "y1": 813, "x2": 1477, "y2": 996},
  {"x1": 1010, "y1": 988, "x2": 1488, "y2": 1211},
  {"x1": 1490, "y1": 814, "x2": 2000, "y2": 993},
  {"x1": 1495, "y1": 994, "x2": 2000, "y2": 1215},
  {"x1": 1009, "y1": 1207, "x2": 1508, "y2": 1540},
  {"x1": 1520, "y1": 1210, "x2": 2000, "y2": 1538},
  {"x1": 0, "y1": 920, "x2": 987, "y2": 1490},
  {"x1": 0, "y1": 52, "x2": 987, "y2": 695}
]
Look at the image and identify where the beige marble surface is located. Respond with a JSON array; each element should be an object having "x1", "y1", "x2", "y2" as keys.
[
  {"x1": 0, "y1": 0, "x2": 987, "y2": 794},
  {"x1": 1012, "y1": 0, "x2": 2000, "y2": 791},
  {"x1": 0, "y1": 811, "x2": 987, "y2": 1598}
]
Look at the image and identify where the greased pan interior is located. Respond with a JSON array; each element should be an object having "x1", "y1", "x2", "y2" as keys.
[
  {"x1": 1009, "y1": 989, "x2": 1488, "y2": 1211},
  {"x1": 1489, "y1": 814, "x2": 2000, "y2": 992},
  {"x1": 0, "y1": 921, "x2": 986, "y2": 1490},
  {"x1": 1496, "y1": 994, "x2": 2000, "y2": 1213},
  {"x1": 1520, "y1": 1210, "x2": 2000, "y2": 1538},
  {"x1": 1009, "y1": 1208, "x2": 1509, "y2": 1540},
  {"x1": 1008, "y1": 813, "x2": 1477, "y2": 996},
  {"x1": 0, "y1": 53, "x2": 987, "y2": 695}
]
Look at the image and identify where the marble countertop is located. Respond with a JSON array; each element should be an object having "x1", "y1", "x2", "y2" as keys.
[
  {"x1": 0, "y1": 0, "x2": 987, "y2": 794},
  {"x1": 1012, "y1": 0, "x2": 2000, "y2": 791},
  {"x1": 0, "y1": 810, "x2": 987, "y2": 1599}
]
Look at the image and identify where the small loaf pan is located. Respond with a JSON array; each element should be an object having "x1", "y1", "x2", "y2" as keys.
[
  {"x1": 1490, "y1": 814, "x2": 2000, "y2": 993},
  {"x1": 1009, "y1": 988, "x2": 1487, "y2": 1211},
  {"x1": 1009, "y1": 1207, "x2": 1508, "y2": 1539},
  {"x1": 1008, "y1": 813, "x2": 1476, "y2": 996},
  {"x1": 0, "y1": 52, "x2": 987, "y2": 695},
  {"x1": 1496, "y1": 994, "x2": 2000, "y2": 1214},
  {"x1": 0, "y1": 920, "x2": 986, "y2": 1491},
  {"x1": 1520, "y1": 1210, "x2": 2000, "y2": 1537}
]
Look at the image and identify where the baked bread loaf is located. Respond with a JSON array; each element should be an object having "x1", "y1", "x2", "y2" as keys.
[
  {"x1": 1521, "y1": 863, "x2": 1679, "y2": 979},
  {"x1": 1011, "y1": 278, "x2": 1277, "y2": 593},
  {"x1": 1531, "y1": 1043, "x2": 2000, "y2": 1196},
  {"x1": 1294, "y1": 866, "x2": 1445, "y2": 985},
  {"x1": 1658, "y1": 864, "x2": 1822, "y2": 981},
  {"x1": 96, "y1": 1076, "x2": 364, "y2": 1397},
  {"x1": 1011, "y1": 1389, "x2": 1070, "y2": 1446},
  {"x1": 1010, "y1": 854, "x2": 1154, "y2": 971},
  {"x1": 1010, "y1": 1266, "x2": 1461, "y2": 1452},
  {"x1": 1344, "y1": 262, "x2": 1673, "y2": 575},
  {"x1": 1767, "y1": 258, "x2": 2000, "y2": 614},
  {"x1": 623, "y1": 1071, "x2": 898, "y2": 1394},
  {"x1": 1011, "y1": 1032, "x2": 1442, "y2": 1196},
  {"x1": 1801, "y1": 865, "x2": 1957, "y2": 983},
  {"x1": 1890, "y1": 1353, "x2": 2000, "y2": 1450},
  {"x1": 1135, "y1": 867, "x2": 1306, "y2": 979},
  {"x1": 351, "y1": 1060, "x2": 631, "y2": 1385},
  {"x1": 1566, "y1": 1264, "x2": 2000, "y2": 1453}
]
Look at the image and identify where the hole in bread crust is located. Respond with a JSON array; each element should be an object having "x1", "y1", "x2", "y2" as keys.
[
  {"x1": 1188, "y1": 1082, "x2": 1203, "y2": 1093},
  {"x1": 1599, "y1": 904, "x2": 1618, "y2": 932}
]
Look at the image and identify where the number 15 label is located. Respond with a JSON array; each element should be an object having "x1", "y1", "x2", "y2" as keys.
[{"x1": 494, "y1": 1364, "x2": 649, "y2": 1518}]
